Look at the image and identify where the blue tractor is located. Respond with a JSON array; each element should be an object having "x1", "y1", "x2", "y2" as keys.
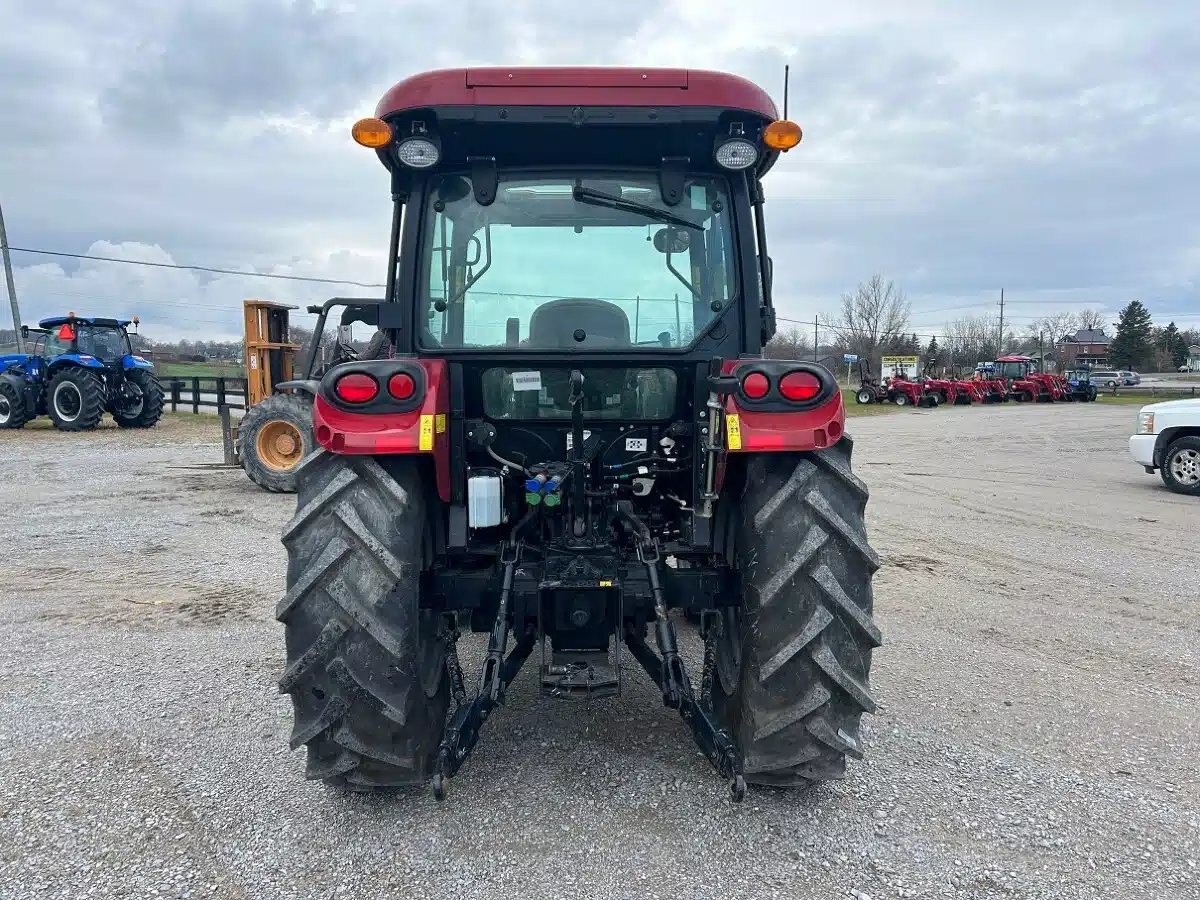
[{"x1": 0, "y1": 314, "x2": 164, "y2": 431}]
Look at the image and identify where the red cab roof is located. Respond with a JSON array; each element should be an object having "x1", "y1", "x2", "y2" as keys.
[
  {"x1": 995, "y1": 355, "x2": 1033, "y2": 362},
  {"x1": 376, "y1": 67, "x2": 778, "y2": 120}
]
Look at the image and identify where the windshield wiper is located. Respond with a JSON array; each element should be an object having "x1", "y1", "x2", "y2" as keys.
[{"x1": 571, "y1": 184, "x2": 703, "y2": 231}]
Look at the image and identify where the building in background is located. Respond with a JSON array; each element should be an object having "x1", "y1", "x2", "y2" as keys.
[{"x1": 1056, "y1": 328, "x2": 1112, "y2": 369}]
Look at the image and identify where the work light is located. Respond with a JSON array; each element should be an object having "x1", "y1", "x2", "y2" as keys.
[
  {"x1": 396, "y1": 137, "x2": 440, "y2": 169},
  {"x1": 714, "y1": 139, "x2": 758, "y2": 170}
]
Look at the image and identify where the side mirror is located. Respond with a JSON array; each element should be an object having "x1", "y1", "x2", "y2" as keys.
[{"x1": 652, "y1": 227, "x2": 690, "y2": 254}]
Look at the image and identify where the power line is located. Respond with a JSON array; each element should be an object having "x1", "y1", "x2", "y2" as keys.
[{"x1": 6, "y1": 246, "x2": 386, "y2": 288}]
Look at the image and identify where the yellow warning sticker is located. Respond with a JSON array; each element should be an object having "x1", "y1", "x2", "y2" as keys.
[
  {"x1": 725, "y1": 413, "x2": 742, "y2": 450},
  {"x1": 435, "y1": 413, "x2": 447, "y2": 434},
  {"x1": 419, "y1": 414, "x2": 434, "y2": 451}
]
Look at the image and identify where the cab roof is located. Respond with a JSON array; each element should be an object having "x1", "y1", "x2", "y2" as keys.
[
  {"x1": 995, "y1": 355, "x2": 1034, "y2": 363},
  {"x1": 376, "y1": 67, "x2": 778, "y2": 120},
  {"x1": 39, "y1": 316, "x2": 130, "y2": 329}
]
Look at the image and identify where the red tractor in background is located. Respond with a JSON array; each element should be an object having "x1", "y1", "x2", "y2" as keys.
[
  {"x1": 919, "y1": 365, "x2": 976, "y2": 405},
  {"x1": 971, "y1": 365, "x2": 1010, "y2": 403},
  {"x1": 994, "y1": 355, "x2": 1069, "y2": 402},
  {"x1": 855, "y1": 359, "x2": 937, "y2": 407}
]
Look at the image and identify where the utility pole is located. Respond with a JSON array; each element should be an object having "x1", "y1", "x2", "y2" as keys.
[
  {"x1": 0, "y1": 199, "x2": 24, "y2": 353},
  {"x1": 813, "y1": 314, "x2": 819, "y2": 363},
  {"x1": 997, "y1": 287, "x2": 1005, "y2": 355}
]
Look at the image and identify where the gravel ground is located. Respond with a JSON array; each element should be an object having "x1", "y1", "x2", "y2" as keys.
[{"x1": 1, "y1": 404, "x2": 1196, "y2": 900}]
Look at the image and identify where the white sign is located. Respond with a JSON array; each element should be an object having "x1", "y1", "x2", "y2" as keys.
[
  {"x1": 843, "y1": 353, "x2": 858, "y2": 363},
  {"x1": 881, "y1": 355, "x2": 919, "y2": 380},
  {"x1": 509, "y1": 371, "x2": 542, "y2": 392}
]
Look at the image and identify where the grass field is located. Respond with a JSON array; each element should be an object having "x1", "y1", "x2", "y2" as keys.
[{"x1": 155, "y1": 360, "x2": 244, "y2": 379}]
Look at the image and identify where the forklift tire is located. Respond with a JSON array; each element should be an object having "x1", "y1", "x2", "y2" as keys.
[
  {"x1": 854, "y1": 389, "x2": 874, "y2": 405},
  {"x1": 713, "y1": 440, "x2": 881, "y2": 786},
  {"x1": 112, "y1": 368, "x2": 165, "y2": 428},
  {"x1": 47, "y1": 368, "x2": 105, "y2": 431},
  {"x1": 0, "y1": 377, "x2": 26, "y2": 429},
  {"x1": 239, "y1": 393, "x2": 315, "y2": 493},
  {"x1": 279, "y1": 452, "x2": 449, "y2": 789}
]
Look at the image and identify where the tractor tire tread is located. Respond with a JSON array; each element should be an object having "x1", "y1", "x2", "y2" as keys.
[
  {"x1": 0, "y1": 376, "x2": 27, "y2": 429},
  {"x1": 714, "y1": 438, "x2": 880, "y2": 787},
  {"x1": 113, "y1": 368, "x2": 165, "y2": 428},
  {"x1": 47, "y1": 368, "x2": 105, "y2": 431},
  {"x1": 279, "y1": 452, "x2": 448, "y2": 791}
]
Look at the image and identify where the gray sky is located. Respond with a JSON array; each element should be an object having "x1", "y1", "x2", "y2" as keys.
[{"x1": 2, "y1": 0, "x2": 1197, "y2": 342}]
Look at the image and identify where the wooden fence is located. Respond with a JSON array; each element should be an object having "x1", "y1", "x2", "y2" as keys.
[{"x1": 163, "y1": 377, "x2": 248, "y2": 413}]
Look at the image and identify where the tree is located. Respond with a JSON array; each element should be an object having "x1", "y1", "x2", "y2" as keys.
[
  {"x1": 925, "y1": 335, "x2": 939, "y2": 360},
  {"x1": 763, "y1": 326, "x2": 812, "y2": 360},
  {"x1": 1077, "y1": 309, "x2": 1105, "y2": 331},
  {"x1": 1109, "y1": 300, "x2": 1154, "y2": 369},
  {"x1": 1029, "y1": 311, "x2": 1079, "y2": 344},
  {"x1": 1156, "y1": 321, "x2": 1189, "y2": 369},
  {"x1": 830, "y1": 274, "x2": 911, "y2": 371}
]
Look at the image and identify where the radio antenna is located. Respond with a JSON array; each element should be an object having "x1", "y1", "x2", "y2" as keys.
[{"x1": 782, "y1": 64, "x2": 790, "y2": 119}]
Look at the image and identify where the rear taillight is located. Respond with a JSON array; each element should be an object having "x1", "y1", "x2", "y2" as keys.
[
  {"x1": 334, "y1": 373, "x2": 378, "y2": 403},
  {"x1": 387, "y1": 372, "x2": 416, "y2": 400},
  {"x1": 779, "y1": 371, "x2": 821, "y2": 401},
  {"x1": 741, "y1": 372, "x2": 770, "y2": 399}
]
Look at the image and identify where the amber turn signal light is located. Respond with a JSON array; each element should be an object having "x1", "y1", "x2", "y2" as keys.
[
  {"x1": 351, "y1": 117, "x2": 393, "y2": 148},
  {"x1": 763, "y1": 120, "x2": 803, "y2": 151}
]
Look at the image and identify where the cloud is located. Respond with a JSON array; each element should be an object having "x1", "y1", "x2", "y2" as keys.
[{"x1": 2, "y1": 0, "x2": 1198, "y2": 345}]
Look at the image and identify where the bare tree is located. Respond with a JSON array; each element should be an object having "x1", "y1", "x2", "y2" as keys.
[
  {"x1": 944, "y1": 314, "x2": 999, "y2": 370},
  {"x1": 830, "y1": 274, "x2": 911, "y2": 369},
  {"x1": 763, "y1": 326, "x2": 812, "y2": 360},
  {"x1": 1077, "y1": 308, "x2": 1105, "y2": 332},
  {"x1": 1027, "y1": 310, "x2": 1079, "y2": 344}
]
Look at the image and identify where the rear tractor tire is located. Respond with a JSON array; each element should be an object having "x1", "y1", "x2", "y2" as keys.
[
  {"x1": 47, "y1": 368, "x2": 105, "y2": 431},
  {"x1": 239, "y1": 393, "x2": 315, "y2": 493},
  {"x1": 713, "y1": 440, "x2": 881, "y2": 786},
  {"x1": 278, "y1": 452, "x2": 449, "y2": 789},
  {"x1": 855, "y1": 389, "x2": 874, "y2": 405},
  {"x1": 113, "y1": 368, "x2": 165, "y2": 428},
  {"x1": 0, "y1": 377, "x2": 27, "y2": 429}
]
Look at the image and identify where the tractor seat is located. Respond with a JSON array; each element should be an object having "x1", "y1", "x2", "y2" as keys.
[{"x1": 527, "y1": 299, "x2": 631, "y2": 349}]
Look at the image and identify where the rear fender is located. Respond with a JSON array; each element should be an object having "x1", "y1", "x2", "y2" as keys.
[
  {"x1": 120, "y1": 353, "x2": 154, "y2": 370},
  {"x1": 720, "y1": 359, "x2": 846, "y2": 452},
  {"x1": 312, "y1": 358, "x2": 450, "y2": 501},
  {"x1": 49, "y1": 354, "x2": 105, "y2": 371}
]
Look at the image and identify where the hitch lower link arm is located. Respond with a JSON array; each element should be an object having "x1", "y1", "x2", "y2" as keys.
[
  {"x1": 432, "y1": 541, "x2": 535, "y2": 801},
  {"x1": 629, "y1": 538, "x2": 746, "y2": 802}
]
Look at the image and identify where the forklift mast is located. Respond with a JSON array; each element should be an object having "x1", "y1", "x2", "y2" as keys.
[{"x1": 243, "y1": 300, "x2": 299, "y2": 406}]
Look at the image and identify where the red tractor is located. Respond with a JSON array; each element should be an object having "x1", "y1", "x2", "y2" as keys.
[
  {"x1": 276, "y1": 67, "x2": 880, "y2": 802},
  {"x1": 994, "y1": 355, "x2": 1068, "y2": 402},
  {"x1": 947, "y1": 368, "x2": 987, "y2": 404},
  {"x1": 855, "y1": 359, "x2": 937, "y2": 407},
  {"x1": 919, "y1": 367, "x2": 974, "y2": 406},
  {"x1": 972, "y1": 365, "x2": 1010, "y2": 403}
]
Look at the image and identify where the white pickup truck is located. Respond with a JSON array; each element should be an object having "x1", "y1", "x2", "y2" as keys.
[{"x1": 1129, "y1": 397, "x2": 1200, "y2": 495}]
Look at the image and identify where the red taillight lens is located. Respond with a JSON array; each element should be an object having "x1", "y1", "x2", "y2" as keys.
[
  {"x1": 741, "y1": 372, "x2": 770, "y2": 400},
  {"x1": 387, "y1": 372, "x2": 415, "y2": 400},
  {"x1": 779, "y1": 371, "x2": 821, "y2": 402},
  {"x1": 334, "y1": 373, "x2": 378, "y2": 403}
]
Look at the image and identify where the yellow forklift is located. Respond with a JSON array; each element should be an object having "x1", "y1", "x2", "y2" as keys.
[{"x1": 227, "y1": 300, "x2": 314, "y2": 492}]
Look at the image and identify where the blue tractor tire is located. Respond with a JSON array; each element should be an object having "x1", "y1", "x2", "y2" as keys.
[
  {"x1": 113, "y1": 368, "x2": 165, "y2": 429},
  {"x1": 0, "y1": 376, "x2": 27, "y2": 429},
  {"x1": 47, "y1": 368, "x2": 105, "y2": 431}
]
